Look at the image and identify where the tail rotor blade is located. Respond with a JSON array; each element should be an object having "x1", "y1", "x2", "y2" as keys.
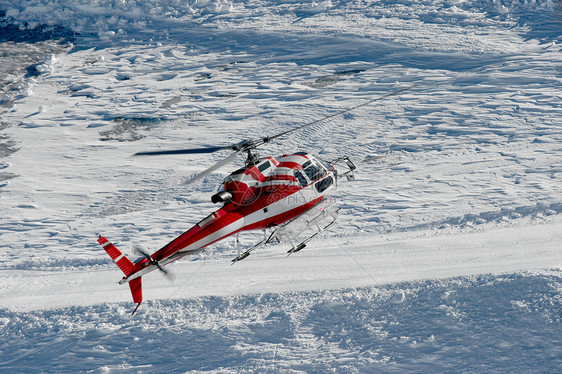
[
  {"x1": 133, "y1": 245, "x2": 175, "y2": 282},
  {"x1": 133, "y1": 244, "x2": 151, "y2": 259},
  {"x1": 156, "y1": 263, "x2": 176, "y2": 282}
]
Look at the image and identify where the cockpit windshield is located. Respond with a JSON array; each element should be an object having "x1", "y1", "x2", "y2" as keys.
[
  {"x1": 319, "y1": 158, "x2": 332, "y2": 171},
  {"x1": 302, "y1": 159, "x2": 327, "y2": 182}
]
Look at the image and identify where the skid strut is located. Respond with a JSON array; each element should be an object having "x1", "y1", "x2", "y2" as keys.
[
  {"x1": 231, "y1": 230, "x2": 276, "y2": 264},
  {"x1": 232, "y1": 207, "x2": 339, "y2": 263},
  {"x1": 231, "y1": 239, "x2": 264, "y2": 264},
  {"x1": 287, "y1": 211, "x2": 338, "y2": 255}
]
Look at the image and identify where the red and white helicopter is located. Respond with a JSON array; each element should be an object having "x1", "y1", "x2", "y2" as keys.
[{"x1": 98, "y1": 87, "x2": 412, "y2": 314}]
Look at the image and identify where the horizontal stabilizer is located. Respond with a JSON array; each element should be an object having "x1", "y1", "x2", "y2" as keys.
[{"x1": 98, "y1": 235, "x2": 135, "y2": 277}]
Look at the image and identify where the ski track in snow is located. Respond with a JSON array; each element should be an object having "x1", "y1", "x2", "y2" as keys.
[{"x1": 0, "y1": 0, "x2": 561, "y2": 372}]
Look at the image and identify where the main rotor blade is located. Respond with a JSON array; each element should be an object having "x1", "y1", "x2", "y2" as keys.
[
  {"x1": 134, "y1": 145, "x2": 231, "y2": 156},
  {"x1": 266, "y1": 84, "x2": 416, "y2": 143},
  {"x1": 132, "y1": 85, "x2": 414, "y2": 165},
  {"x1": 182, "y1": 150, "x2": 242, "y2": 185}
]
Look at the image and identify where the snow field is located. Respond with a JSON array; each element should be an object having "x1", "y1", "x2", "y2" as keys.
[
  {"x1": 1, "y1": 271, "x2": 561, "y2": 372},
  {"x1": 0, "y1": 0, "x2": 561, "y2": 372}
]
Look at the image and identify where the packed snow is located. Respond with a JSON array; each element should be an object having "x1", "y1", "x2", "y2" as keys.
[{"x1": 0, "y1": 0, "x2": 561, "y2": 372}]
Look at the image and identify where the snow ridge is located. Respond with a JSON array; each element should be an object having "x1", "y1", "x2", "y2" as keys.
[{"x1": 1, "y1": 272, "x2": 561, "y2": 372}]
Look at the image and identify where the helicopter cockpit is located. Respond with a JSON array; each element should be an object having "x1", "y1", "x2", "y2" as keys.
[
  {"x1": 293, "y1": 155, "x2": 335, "y2": 194},
  {"x1": 302, "y1": 159, "x2": 327, "y2": 182},
  {"x1": 212, "y1": 153, "x2": 336, "y2": 206}
]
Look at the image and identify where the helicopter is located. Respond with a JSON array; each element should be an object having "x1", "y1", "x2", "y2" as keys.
[{"x1": 98, "y1": 86, "x2": 413, "y2": 314}]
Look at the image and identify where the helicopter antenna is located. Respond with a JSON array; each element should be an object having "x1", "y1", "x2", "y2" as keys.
[{"x1": 134, "y1": 84, "x2": 416, "y2": 184}]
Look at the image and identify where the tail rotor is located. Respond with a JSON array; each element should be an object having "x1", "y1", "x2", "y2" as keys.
[{"x1": 133, "y1": 244, "x2": 176, "y2": 282}]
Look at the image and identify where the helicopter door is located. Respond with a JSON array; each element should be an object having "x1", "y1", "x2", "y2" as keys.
[
  {"x1": 294, "y1": 170, "x2": 308, "y2": 187},
  {"x1": 303, "y1": 158, "x2": 333, "y2": 196}
]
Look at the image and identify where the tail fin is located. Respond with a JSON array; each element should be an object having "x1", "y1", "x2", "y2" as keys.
[
  {"x1": 128, "y1": 277, "x2": 143, "y2": 313},
  {"x1": 98, "y1": 235, "x2": 143, "y2": 312}
]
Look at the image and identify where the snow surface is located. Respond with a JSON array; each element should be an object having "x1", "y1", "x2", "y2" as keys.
[{"x1": 0, "y1": 0, "x2": 561, "y2": 372}]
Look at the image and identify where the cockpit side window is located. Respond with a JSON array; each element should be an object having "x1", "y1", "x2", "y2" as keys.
[
  {"x1": 294, "y1": 170, "x2": 308, "y2": 187},
  {"x1": 258, "y1": 161, "x2": 271, "y2": 173},
  {"x1": 302, "y1": 160, "x2": 326, "y2": 182}
]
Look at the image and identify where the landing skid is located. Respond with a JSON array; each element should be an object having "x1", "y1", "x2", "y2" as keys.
[
  {"x1": 131, "y1": 303, "x2": 142, "y2": 315},
  {"x1": 231, "y1": 202, "x2": 339, "y2": 263},
  {"x1": 231, "y1": 230, "x2": 276, "y2": 264}
]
